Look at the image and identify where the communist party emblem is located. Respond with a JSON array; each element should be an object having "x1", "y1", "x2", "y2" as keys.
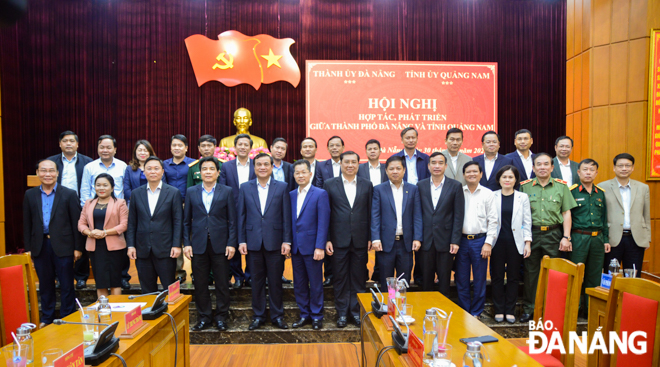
[{"x1": 185, "y1": 30, "x2": 300, "y2": 90}]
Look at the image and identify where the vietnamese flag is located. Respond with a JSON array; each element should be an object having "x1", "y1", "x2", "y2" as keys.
[
  {"x1": 219, "y1": 31, "x2": 301, "y2": 88},
  {"x1": 184, "y1": 34, "x2": 262, "y2": 89}
]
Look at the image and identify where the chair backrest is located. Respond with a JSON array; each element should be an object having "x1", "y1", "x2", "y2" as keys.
[
  {"x1": 533, "y1": 255, "x2": 585, "y2": 367},
  {"x1": 603, "y1": 276, "x2": 660, "y2": 367},
  {"x1": 0, "y1": 253, "x2": 40, "y2": 345}
]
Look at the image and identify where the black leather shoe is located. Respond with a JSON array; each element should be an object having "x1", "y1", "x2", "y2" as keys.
[
  {"x1": 233, "y1": 279, "x2": 243, "y2": 289},
  {"x1": 352, "y1": 316, "x2": 361, "y2": 327},
  {"x1": 337, "y1": 316, "x2": 348, "y2": 328},
  {"x1": 249, "y1": 319, "x2": 265, "y2": 330},
  {"x1": 519, "y1": 313, "x2": 533, "y2": 323},
  {"x1": 191, "y1": 321, "x2": 211, "y2": 331},
  {"x1": 272, "y1": 318, "x2": 288, "y2": 329},
  {"x1": 292, "y1": 317, "x2": 311, "y2": 328},
  {"x1": 322, "y1": 275, "x2": 333, "y2": 287},
  {"x1": 215, "y1": 320, "x2": 227, "y2": 331},
  {"x1": 245, "y1": 278, "x2": 252, "y2": 288},
  {"x1": 312, "y1": 319, "x2": 323, "y2": 330},
  {"x1": 76, "y1": 280, "x2": 86, "y2": 289},
  {"x1": 282, "y1": 276, "x2": 293, "y2": 284},
  {"x1": 121, "y1": 280, "x2": 131, "y2": 290}
]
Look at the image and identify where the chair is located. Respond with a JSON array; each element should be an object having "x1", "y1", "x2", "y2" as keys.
[
  {"x1": 517, "y1": 255, "x2": 585, "y2": 367},
  {"x1": 0, "y1": 253, "x2": 40, "y2": 345},
  {"x1": 602, "y1": 276, "x2": 660, "y2": 367}
]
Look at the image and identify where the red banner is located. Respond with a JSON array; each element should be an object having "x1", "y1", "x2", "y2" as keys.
[
  {"x1": 647, "y1": 29, "x2": 660, "y2": 180},
  {"x1": 306, "y1": 61, "x2": 497, "y2": 161}
]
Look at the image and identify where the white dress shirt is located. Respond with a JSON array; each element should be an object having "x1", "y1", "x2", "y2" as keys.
[
  {"x1": 202, "y1": 184, "x2": 216, "y2": 213},
  {"x1": 450, "y1": 154, "x2": 459, "y2": 172},
  {"x1": 518, "y1": 150, "x2": 534, "y2": 179},
  {"x1": 297, "y1": 182, "x2": 312, "y2": 217},
  {"x1": 618, "y1": 180, "x2": 632, "y2": 230},
  {"x1": 369, "y1": 163, "x2": 382, "y2": 186},
  {"x1": 61, "y1": 153, "x2": 78, "y2": 194},
  {"x1": 237, "y1": 158, "x2": 251, "y2": 186},
  {"x1": 309, "y1": 160, "x2": 316, "y2": 178},
  {"x1": 431, "y1": 176, "x2": 445, "y2": 209},
  {"x1": 484, "y1": 154, "x2": 498, "y2": 180},
  {"x1": 391, "y1": 181, "x2": 404, "y2": 235},
  {"x1": 558, "y1": 159, "x2": 573, "y2": 186},
  {"x1": 462, "y1": 184, "x2": 499, "y2": 245},
  {"x1": 343, "y1": 177, "x2": 357, "y2": 207},
  {"x1": 332, "y1": 159, "x2": 341, "y2": 178},
  {"x1": 257, "y1": 178, "x2": 270, "y2": 215},
  {"x1": 405, "y1": 151, "x2": 418, "y2": 184},
  {"x1": 147, "y1": 181, "x2": 163, "y2": 216}
]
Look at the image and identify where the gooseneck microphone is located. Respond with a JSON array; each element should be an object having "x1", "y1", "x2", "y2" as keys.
[{"x1": 128, "y1": 291, "x2": 162, "y2": 299}]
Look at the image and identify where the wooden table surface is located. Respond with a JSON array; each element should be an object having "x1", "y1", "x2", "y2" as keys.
[{"x1": 359, "y1": 291, "x2": 542, "y2": 367}]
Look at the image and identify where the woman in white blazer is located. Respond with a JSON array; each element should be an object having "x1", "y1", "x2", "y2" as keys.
[{"x1": 491, "y1": 165, "x2": 532, "y2": 324}]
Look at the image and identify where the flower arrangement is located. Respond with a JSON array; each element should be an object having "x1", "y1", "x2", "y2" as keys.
[{"x1": 214, "y1": 146, "x2": 270, "y2": 162}]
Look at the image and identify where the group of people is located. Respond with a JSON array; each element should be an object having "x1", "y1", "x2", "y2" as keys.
[{"x1": 23, "y1": 126, "x2": 651, "y2": 332}]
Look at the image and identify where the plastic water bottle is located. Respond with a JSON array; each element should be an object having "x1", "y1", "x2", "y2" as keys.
[
  {"x1": 422, "y1": 309, "x2": 438, "y2": 366},
  {"x1": 15, "y1": 325, "x2": 33, "y2": 364},
  {"x1": 98, "y1": 296, "x2": 113, "y2": 325},
  {"x1": 608, "y1": 258, "x2": 620, "y2": 274},
  {"x1": 463, "y1": 341, "x2": 490, "y2": 367}
]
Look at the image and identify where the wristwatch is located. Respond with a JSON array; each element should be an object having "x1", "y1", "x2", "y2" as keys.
[{"x1": 562, "y1": 236, "x2": 571, "y2": 241}]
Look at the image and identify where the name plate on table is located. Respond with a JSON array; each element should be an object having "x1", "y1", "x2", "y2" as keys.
[
  {"x1": 120, "y1": 305, "x2": 147, "y2": 338},
  {"x1": 407, "y1": 330, "x2": 423, "y2": 367},
  {"x1": 54, "y1": 343, "x2": 84, "y2": 367},
  {"x1": 600, "y1": 273, "x2": 613, "y2": 289},
  {"x1": 168, "y1": 280, "x2": 182, "y2": 304}
]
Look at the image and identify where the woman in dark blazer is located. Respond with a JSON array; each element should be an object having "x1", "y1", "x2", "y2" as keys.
[{"x1": 123, "y1": 139, "x2": 156, "y2": 205}]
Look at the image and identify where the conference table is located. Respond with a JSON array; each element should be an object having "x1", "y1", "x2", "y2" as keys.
[
  {"x1": 359, "y1": 291, "x2": 542, "y2": 367},
  {"x1": 3, "y1": 294, "x2": 191, "y2": 367}
]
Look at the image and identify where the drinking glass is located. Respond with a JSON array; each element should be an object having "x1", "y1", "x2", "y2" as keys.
[
  {"x1": 41, "y1": 348, "x2": 63, "y2": 367},
  {"x1": 435, "y1": 343, "x2": 453, "y2": 367}
]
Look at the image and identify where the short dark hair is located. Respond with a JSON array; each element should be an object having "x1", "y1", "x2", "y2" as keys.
[
  {"x1": 271, "y1": 137, "x2": 287, "y2": 147},
  {"x1": 340, "y1": 151, "x2": 360, "y2": 162},
  {"x1": 254, "y1": 152, "x2": 273, "y2": 165},
  {"x1": 36, "y1": 159, "x2": 58, "y2": 171},
  {"x1": 199, "y1": 156, "x2": 220, "y2": 170},
  {"x1": 463, "y1": 161, "x2": 482, "y2": 174},
  {"x1": 171, "y1": 134, "x2": 188, "y2": 146},
  {"x1": 400, "y1": 127, "x2": 418, "y2": 138},
  {"x1": 613, "y1": 153, "x2": 635, "y2": 165},
  {"x1": 429, "y1": 151, "x2": 446, "y2": 163},
  {"x1": 446, "y1": 128, "x2": 463, "y2": 139},
  {"x1": 144, "y1": 156, "x2": 163, "y2": 168},
  {"x1": 555, "y1": 135, "x2": 574, "y2": 147},
  {"x1": 93, "y1": 173, "x2": 117, "y2": 200},
  {"x1": 98, "y1": 135, "x2": 117, "y2": 148},
  {"x1": 198, "y1": 135, "x2": 217, "y2": 146},
  {"x1": 481, "y1": 130, "x2": 500, "y2": 143},
  {"x1": 235, "y1": 134, "x2": 253, "y2": 148},
  {"x1": 514, "y1": 129, "x2": 533, "y2": 139},
  {"x1": 365, "y1": 139, "x2": 381, "y2": 149},
  {"x1": 533, "y1": 152, "x2": 553, "y2": 165},
  {"x1": 578, "y1": 158, "x2": 599, "y2": 169},
  {"x1": 495, "y1": 165, "x2": 520, "y2": 186},
  {"x1": 385, "y1": 155, "x2": 405, "y2": 169},
  {"x1": 301, "y1": 137, "x2": 317, "y2": 149},
  {"x1": 59, "y1": 131, "x2": 79, "y2": 143},
  {"x1": 292, "y1": 159, "x2": 311, "y2": 171},
  {"x1": 327, "y1": 136, "x2": 344, "y2": 146}
]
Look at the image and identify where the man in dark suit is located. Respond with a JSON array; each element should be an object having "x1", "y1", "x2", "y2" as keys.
[
  {"x1": 473, "y1": 131, "x2": 513, "y2": 191},
  {"x1": 371, "y1": 155, "x2": 423, "y2": 287},
  {"x1": 47, "y1": 130, "x2": 93, "y2": 289},
  {"x1": 325, "y1": 151, "x2": 373, "y2": 328},
  {"x1": 237, "y1": 153, "x2": 292, "y2": 330},
  {"x1": 127, "y1": 156, "x2": 183, "y2": 294},
  {"x1": 23, "y1": 159, "x2": 83, "y2": 327},
  {"x1": 290, "y1": 160, "x2": 330, "y2": 330},
  {"x1": 551, "y1": 135, "x2": 579, "y2": 187},
  {"x1": 271, "y1": 137, "x2": 296, "y2": 192},
  {"x1": 505, "y1": 129, "x2": 536, "y2": 181},
  {"x1": 417, "y1": 152, "x2": 465, "y2": 296},
  {"x1": 184, "y1": 157, "x2": 237, "y2": 331},
  {"x1": 220, "y1": 134, "x2": 256, "y2": 288},
  {"x1": 300, "y1": 137, "x2": 321, "y2": 187}
]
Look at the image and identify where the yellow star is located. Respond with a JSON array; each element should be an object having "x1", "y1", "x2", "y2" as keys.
[{"x1": 260, "y1": 48, "x2": 283, "y2": 69}]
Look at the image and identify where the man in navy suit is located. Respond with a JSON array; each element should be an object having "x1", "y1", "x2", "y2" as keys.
[
  {"x1": 473, "y1": 131, "x2": 514, "y2": 191},
  {"x1": 505, "y1": 129, "x2": 536, "y2": 181},
  {"x1": 220, "y1": 134, "x2": 256, "y2": 289},
  {"x1": 371, "y1": 155, "x2": 423, "y2": 287},
  {"x1": 392, "y1": 127, "x2": 429, "y2": 284},
  {"x1": 238, "y1": 153, "x2": 292, "y2": 330},
  {"x1": 289, "y1": 160, "x2": 330, "y2": 330},
  {"x1": 184, "y1": 157, "x2": 237, "y2": 332}
]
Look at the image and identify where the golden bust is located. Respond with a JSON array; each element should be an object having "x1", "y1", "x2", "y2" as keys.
[{"x1": 219, "y1": 107, "x2": 268, "y2": 149}]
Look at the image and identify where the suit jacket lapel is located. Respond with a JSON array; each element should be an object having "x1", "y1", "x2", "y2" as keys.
[
  {"x1": 139, "y1": 187, "x2": 151, "y2": 218},
  {"x1": 355, "y1": 179, "x2": 364, "y2": 207},
  {"x1": 209, "y1": 185, "x2": 221, "y2": 212},
  {"x1": 104, "y1": 198, "x2": 115, "y2": 228},
  {"x1": 250, "y1": 181, "x2": 262, "y2": 213},
  {"x1": 384, "y1": 184, "x2": 396, "y2": 213},
  {"x1": 151, "y1": 185, "x2": 169, "y2": 218},
  {"x1": 263, "y1": 180, "x2": 276, "y2": 215},
  {"x1": 434, "y1": 181, "x2": 449, "y2": 213},
  {"x1": 50, "y1": 187, "x2": 62, "y2": 222},
  {"x1": 35, "y1": 189, "x2": 43, "y2": 225},
  {"x1": 611, "y1": 179, "x2": 625, "y2": 209},
  {"x1": 337, "y1": 178, "x2": 350, "y2": 207},
  {"x1": 401, "y1": 184, "x2": 410, "y2": 214},
  {"x1": 291, "y1": 189, "x2": 299, "y2": 222},
  {"x1": 299, "y1": 186, "x2": 314, "y2": 217},
  {"x1": 629, "y1": 180, "x2": 638, "y2": 209}
]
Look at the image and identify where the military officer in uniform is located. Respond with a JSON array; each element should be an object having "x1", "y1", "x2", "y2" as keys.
[
  {"x1": 187, "y1": 135, "x2": 221, "y2": 188},
  {"x1": 568, "y1": 158, "x2": 609, "y2": 316},
  {"x1": 519, "y1": 153, "x2": 577, "y2": 323}
]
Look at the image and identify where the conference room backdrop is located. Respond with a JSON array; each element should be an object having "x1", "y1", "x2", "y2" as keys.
[{"x1": 0, "y1": 0, "x2": 565, "y2": 253}]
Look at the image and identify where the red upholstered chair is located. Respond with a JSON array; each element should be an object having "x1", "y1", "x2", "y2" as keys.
[
  {"x1": 602, "y1": 276, "x2": 660, "y2": 367},
  {"x1": 517, "y1": 255, "x2": 585, "y2": 367},
  {"x1": 0, "y1": 253, "x2": 40, "y2": 345}
]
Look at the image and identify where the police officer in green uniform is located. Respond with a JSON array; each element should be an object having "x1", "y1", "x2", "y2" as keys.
[
  {"x1": 569, "y1": 158, "x2": 610, "y2": 316},
  {"x1": 519, "y1": 153, "x2": 577, "y2": 323},
  {"x1": 187, "y1": 135, "x2": 221, "y2": 188}
]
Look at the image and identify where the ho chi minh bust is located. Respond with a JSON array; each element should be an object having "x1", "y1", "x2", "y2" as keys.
[{"x1": 219, "y1": 107, "x2": 268, "y2": 149}]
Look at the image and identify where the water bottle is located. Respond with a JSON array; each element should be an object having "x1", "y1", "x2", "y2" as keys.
[
  {"x1": 463, "y1": 341, "x2": 490, "y2": 367},
  {"x1": 608, "y1": 258, "x2": 620, "y2": 274},
  {"x1": 395, "y1": 279, "x2": 409, "y2": 318},
  {"x1": 15, "y1": 325, "x2": 33, "y2": 364},
  {"x1": 422, "y1": 309, "x2": 438, "y2": 366},
  {"x1": 98, "y1": 296, "x2": 113, "y2": 325}
]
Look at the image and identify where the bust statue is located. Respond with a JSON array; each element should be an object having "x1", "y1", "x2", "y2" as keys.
[{"x1": 219, "y1": 107, "x2": 268, "y2": 149}]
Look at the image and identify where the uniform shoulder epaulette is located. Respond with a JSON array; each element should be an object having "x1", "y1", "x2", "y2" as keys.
[
  {"x1": 188, "y1": 159, "x2": 199, "y2": 167},
  {"x1": 595, "y1": 184, "x2": 605, "y2": 192},
  {"x1": 554, "y1": 178, "x2": 568, "y2": 185},
  {"x1": 569, "y1": 183, "x2": 579, "y2": 191},
  {"x1": 519, "y1": 179, "x2": 533, "y2": 185}
]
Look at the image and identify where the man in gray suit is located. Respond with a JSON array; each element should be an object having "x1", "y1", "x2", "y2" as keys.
[
  {"x1": 551, "y1": 136, "x2": 579, "y2": 187},
  {"x1": 599, "y1": 153, "x2": 651, "y2": 276},
  {"x1": 441, "y1": 128, "x2": 472, "y2": 185}
]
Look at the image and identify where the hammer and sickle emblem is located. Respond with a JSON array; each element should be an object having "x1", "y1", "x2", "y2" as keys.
[{"x1": 212, "y1": 52, "x2": 234, "y2": 70}]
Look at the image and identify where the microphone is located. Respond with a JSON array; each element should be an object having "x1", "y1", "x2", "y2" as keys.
[
  {"x1": 371, "y1": 285, "x2": 388, "y2": 318},
  {"x1": 128, "y1": 291, "x2": 162, "y2": 299},
  {"x1": 53, "y1": 319, "x2": 110, "y2": 327},
  {"x1": 390, "y1": 302, "x2": 410, "y2": 354}
]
